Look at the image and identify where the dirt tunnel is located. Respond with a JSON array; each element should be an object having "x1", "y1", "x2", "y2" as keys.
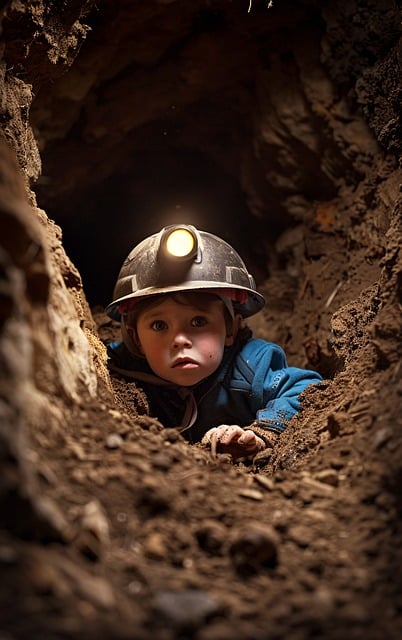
[{"x1": 0, "y1": 1, "x2": 402, "y2": 638}]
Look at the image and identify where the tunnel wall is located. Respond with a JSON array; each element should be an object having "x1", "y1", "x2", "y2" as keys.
[{"x1": 0, "y1": 0, "x2": 112, "y2": 536}]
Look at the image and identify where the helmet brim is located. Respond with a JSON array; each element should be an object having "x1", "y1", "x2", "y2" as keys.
[{"x1": 106, "y1": 281, "x2": 265, "y2": 320}]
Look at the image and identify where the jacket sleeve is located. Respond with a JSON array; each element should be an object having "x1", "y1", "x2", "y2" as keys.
[{"x1": 245, "y1": 340, "x2": 322, "y2": 433}]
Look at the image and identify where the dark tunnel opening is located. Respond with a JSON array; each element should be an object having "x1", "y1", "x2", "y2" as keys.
[
  {"x1": 28, "y1": 0, "x2": 331, "y2": 310},
  {"x1": 35, "y1": 146, "x2": 281, "y2": 307}
]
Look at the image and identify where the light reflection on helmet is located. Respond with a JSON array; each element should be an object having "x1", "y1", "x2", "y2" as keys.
[{"x1": 106, "y1": 224, "x2": 265, "y2": 319}]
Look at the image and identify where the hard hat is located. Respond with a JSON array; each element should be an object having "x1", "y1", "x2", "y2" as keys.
[{"x1": 106, "y1": 224, "x2": 265, "y2": 319}]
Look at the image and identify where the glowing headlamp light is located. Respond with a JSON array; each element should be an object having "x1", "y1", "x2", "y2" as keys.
[
  {"x1": 159, "y1": 225, "x2": 199, "y2": 262},
  {"x1": 166, "y1": 228, "x2": 195, "y2": 257}
]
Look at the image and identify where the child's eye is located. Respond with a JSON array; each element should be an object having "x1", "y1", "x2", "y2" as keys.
[
  {"x1": 151, "y1": 320, "x2": 167, "y2": 331},
  {"x1": 191, "y1": 316, "x2": 207, "y2": 327}
]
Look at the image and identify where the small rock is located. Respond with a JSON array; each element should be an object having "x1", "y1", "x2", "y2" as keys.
[
  {"x1": 76, "y1": 500, "x2": 110, "y2": 560},
  {"x1": 254, "y1": 475, "x2": 275, "y2": 491},
  {"x1": 127, "y1": 580, "x2": 143, "y2": 595},
  {"x1": 144, "y1": 532, "x2": 167, "y2": 559},
  {"x1": 229, "y1": 523, "x2": 279, "y2": 575},
  {"x1": 238, "y1": 488, "x2": 264, "y2": 501},
  {"x1": 153, "y1": 453, "x2": 172, "y2": 470},
  {"x1": 105, "y1": 433, "x2": 123, "y2": 449},
  {"x1": 33, "y1": 495, "x2": 69, "y2": 541},
  {"x1": 315, "y1": 469, "x2": 339, "y2": 487},
  {"x1": 108, "y1": 409, "x2": 123, "y2": 420},
  {"x1": 152, "y1": 590, "x2": 220, "y2": 629},
  {"x1": 67, "y1": 565, "x2": 115, "y2": 609},
  {"x1": 301, "y1": 475, "x2": 334, "y2": 496},
  {"x1": 81, "y1": 501, "x2": 110, "y2": 544},
  {"x1": 196, "y1": 520, "x2": 227, "y2": 555},
  {"x1": 372, "y1": 427, "x2": 392, "y2": 450},
  {"x1": 277, "y1": 481, "x2": 298, "y2": 498}
]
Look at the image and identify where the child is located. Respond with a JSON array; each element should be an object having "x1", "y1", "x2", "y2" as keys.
[{"x1": 106, "y1": 224, "x2": 322, "y2": 459}]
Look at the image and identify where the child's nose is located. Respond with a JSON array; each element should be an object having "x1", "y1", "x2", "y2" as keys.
[{"x1": 172, "y1": 331, "x2": 192, "y2": 348}]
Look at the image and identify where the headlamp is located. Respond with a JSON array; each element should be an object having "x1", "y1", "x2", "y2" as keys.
[
  {"x1": 159, "y1": 225, "x2": 199, "y2": 262},
  {"x1": 166, "y1": 228, "x2": 195, "y2": 257},
  {"x1": 106, "y1": 224, "x2": 266, "y2": 320}
]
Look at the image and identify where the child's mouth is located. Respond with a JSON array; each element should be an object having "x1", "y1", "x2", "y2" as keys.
[{"x1": 172, "y1": 358, "x2": 198, "y2": 369}]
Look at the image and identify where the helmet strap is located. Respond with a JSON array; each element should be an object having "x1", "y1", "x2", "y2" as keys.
[
  {"x1": 218, "y1": 295, "x2": 235, "y2": 319},
  {"x1": 224, "y1": 313, "x2": 244, "y2": 347}
]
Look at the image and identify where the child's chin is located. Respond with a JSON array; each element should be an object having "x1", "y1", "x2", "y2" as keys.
[{"x1": 168, "y1": 371, "x2": 204, "y2": 387}]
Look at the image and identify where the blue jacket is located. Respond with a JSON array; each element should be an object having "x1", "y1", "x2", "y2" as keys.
[{"x1": 107, "y1": 333, "x2": 322, "y2": 443}]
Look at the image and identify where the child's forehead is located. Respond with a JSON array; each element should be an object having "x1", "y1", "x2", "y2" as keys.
[{"x1": 139, "y1": 294, "x2": 222, "y2": 317}]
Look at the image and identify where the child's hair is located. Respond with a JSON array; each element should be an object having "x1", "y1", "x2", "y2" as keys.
[{"x1": 120, "y1": 291, "x2": 240, "y2": 358}]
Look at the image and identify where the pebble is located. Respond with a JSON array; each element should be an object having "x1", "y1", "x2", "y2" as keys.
[
  {"x1": 76, "y1": 500, "x2": 110, "y2": 559},
  {"x1": 153, "y1": 453, "x2": 172, "y2": 470},
  {"x1": 105, "y1": 433, "x2": 123, "y2": 449},
  {"x1": 229, "y1": 522, "x2": 279, "y2": 574},
  {"x1": 254, "y1": 474, "x2": 275, "y2": 491},
  {"x1": 196, "y1": 520, "x2": 227, "y2": 555},
  {"x1": 34, "y1": 496, "x2": 69, "y2": 540},
  {"x1": 29, "y1": 549, "x2": 115, "y2": 609},
  {"x1": 238, "y1": 488, "x2": 264, "y2": 501},
  {"x1": 301, "y1": 475, "x2": 334, "y2": 495},
  {"x1": 314, "y1": 468, "x2": 339, "y2": 487},
  {"x1": 144, "y1": 532, "x2": 167, "y2": 559},
  {"x1": 152, "y1": 589, "x2": 220, "y2": 629},
  {"x1": 372, "y1": 427, "x2": 392, "y2": 449},
  {"x1": 127, "y1": 580, "x2": 143, "y2": 595},
  {"x1": 81, "y1": 501, "x2": 110, "y2": 544},
  {"x1": 108, "y1": 409, "x2": 123, "y2": 420}
]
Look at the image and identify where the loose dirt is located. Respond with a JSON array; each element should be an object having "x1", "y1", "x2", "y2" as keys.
[{"x1": 3, "y1": 261, "x2": 401, "y2": 640}]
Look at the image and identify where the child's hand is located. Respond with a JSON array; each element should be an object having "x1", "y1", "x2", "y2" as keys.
[{"x1": 202, "y1": 424, "x2": 266, "y2": 459}]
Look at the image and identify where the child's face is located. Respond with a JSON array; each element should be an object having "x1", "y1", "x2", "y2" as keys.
[{"x1": 133, "y1": 297, "x2": 234, "y2": 386}]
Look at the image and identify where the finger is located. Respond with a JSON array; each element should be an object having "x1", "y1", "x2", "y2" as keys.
[
  {"x1": 201, "y1": 427, "x2": 217, "y2": 445},
  {"x1": 217, "y1": 425, "x2": 243, "y2": 444},
  {"x1": 237, "y1": 431, "x2": 256, "y2": 445},
  {"x1": 238, "y1": 432, "x2": 266, "y2": 452}
]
